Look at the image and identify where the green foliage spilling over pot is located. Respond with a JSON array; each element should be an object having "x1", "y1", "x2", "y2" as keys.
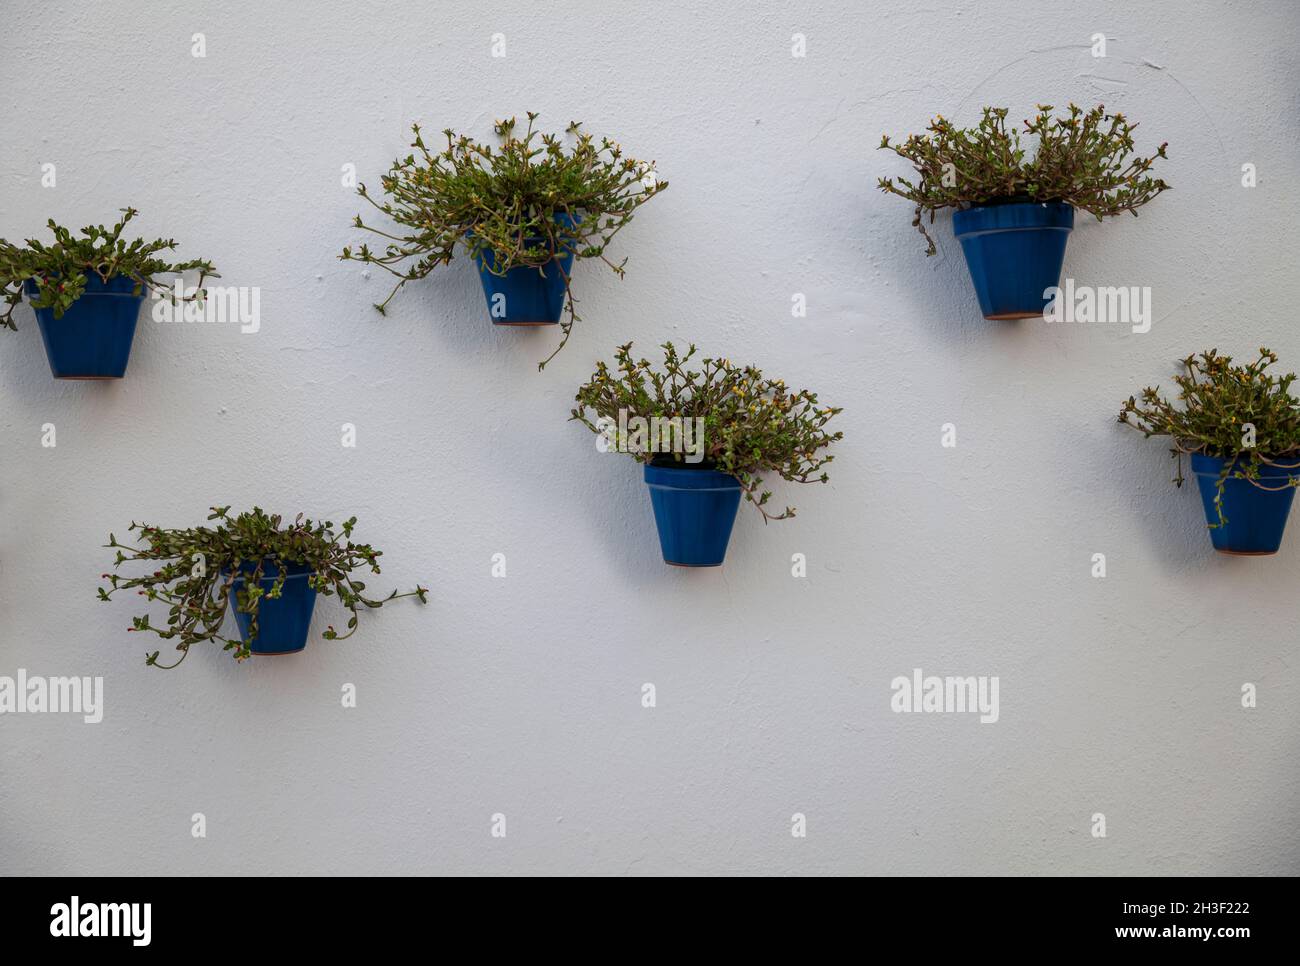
[
  {"x1": 571, "y1": 342, "x2": 843, "y2": 521},
  {"x1": 0, "y1": 207, "x2": 217, "y2": 330},
  {"x1": 99, "y1": 507, "x2": 428, "y2": 668},
  {"x1": 340, "y1": 112, "x2": 667, "y2": 368},
  {"x1": 1118, "y1": 348, "x2": 1300, "y2": 523},
  {"x1": 878, "y1": 103, "x2": 1170, "y2": 254}
]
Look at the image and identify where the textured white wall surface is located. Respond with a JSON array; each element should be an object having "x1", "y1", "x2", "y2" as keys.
[{"x1": 2, "y1": 0, "x2": 1299, "y2": 876}]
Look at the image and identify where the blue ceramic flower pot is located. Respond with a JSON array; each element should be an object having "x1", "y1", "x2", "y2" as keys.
[
  {"x1": 1191, "y1": 453, "x2": 1300, "y2": 555},
  {"x1": 472, "y1": 213, "x2": 580, "y2": 325},
  {"x1": 644, "y1": 462, "x2": 742, "y2": 567},
  {"x1": 225, "y1": 561, "x2": 318, "y2": 654},
  {"x1": 23, "y1": 274, "x2": 146, "y2": 379},
  {"x1": 951, "y1": 201, "x2": 1074, "y2": 320}
]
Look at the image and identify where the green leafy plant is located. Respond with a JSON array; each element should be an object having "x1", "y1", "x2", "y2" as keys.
[
  {"x1": 0, "y1": 207, "x2": 217, "y2": 331},
  {"x1": 1118, "y1": 348, "x2": 1300, "y2": 526},
  {"x1": 98, "y1": 507, "x2": 428, "y2": 669},
  {"x1": 340, "y1": 112, "x2": 667, "y2": 368},
  {"x1": 571, "y1": 342, "x2": 843, "y2": 521},
  {"x1": 879, "y1": 103, "x2": 1170, "y2": 254}
]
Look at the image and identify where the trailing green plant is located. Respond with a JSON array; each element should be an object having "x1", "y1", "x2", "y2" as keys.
[
  {"x1": 340, "y1": 112, "x2": 667, "y2": 368},
  {"x1": 98, "y1": 507, "x2": 428, "y2": 669},
  {"x1": 879, "y1": 103, "x2": 1170, "y2": 254},
  {"x1": 571, "y1": 342, "x2": 843, "y2": 521},
  {"x1": 0, "y1": 207, "x2": 217, "y2": 331},
  {"x1": 1118, "y1": 348, "x2": 1300, "y2": 526}
]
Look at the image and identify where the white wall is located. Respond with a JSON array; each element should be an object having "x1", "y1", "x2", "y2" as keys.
[{"x1": 2, "y1": 0, "x2": 1298, "y2": 876}]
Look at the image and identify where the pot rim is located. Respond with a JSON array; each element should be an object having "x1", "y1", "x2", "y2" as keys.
[
  {"x1": 1190, "y1": 451, "x2": 1300, "y2": 476},
  {"x1": 465, "y1": 211, "x2": 583, "y2": 246},
  {"x1": 22, "y1": 274, "x2": 147, "y2": 298},
  {"x1": 221, "y1": 561, "x2": 318, "y2": 583},
  {"x1": 952, "y1": 200, "x2": 1075, "y2": 234},
  {"x1": 961, "y1": 196, "x2": 1071, "y2": 209},
  {"x1": 644, "y1": 461, "x2": 742, "y2": 491}
]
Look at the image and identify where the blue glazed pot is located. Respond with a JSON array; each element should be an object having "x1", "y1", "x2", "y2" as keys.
[
  {"x1": 23, "y1": 274, "x2": 146, "y2": 379},
  {"x1": 1191, "y1": 453, "x2": 1300, "y2": 555},
  {"x1": 225, "y1": 560, "x2": 318, "y2": 654},
  {"x1": 951, "y1": 201, "x2": 1074, "y2": 320},
  {"x1": 644, "y1": 461, "x2": 742, "y2": 567},
  {"x1": 471, "y1": 213, "x2": 579, "y2": 325}
]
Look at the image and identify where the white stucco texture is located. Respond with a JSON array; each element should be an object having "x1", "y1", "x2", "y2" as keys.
[{"x1": 2, "y1": 0, "x2": 1299, "y2": 874}]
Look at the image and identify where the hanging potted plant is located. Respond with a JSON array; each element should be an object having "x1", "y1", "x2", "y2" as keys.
[
  {"x1": 98, "y1": 507, "x2": 428, "y2": 668},
  {"x1": 879, "y1": 104, "x2": 1169, "y2": 320},
  {"x1": 340, "y1": 112, "x2": 667, "y2": 369},
  {"x1": 1, "y1": 207, "x2": 216, "y2": 379},
  {"x1": 571, "y1": 342, "x2": 843, "y2": 567},
  {"x1": 1119, "y1": 348, "x2": 1300, "y2": 555}
]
